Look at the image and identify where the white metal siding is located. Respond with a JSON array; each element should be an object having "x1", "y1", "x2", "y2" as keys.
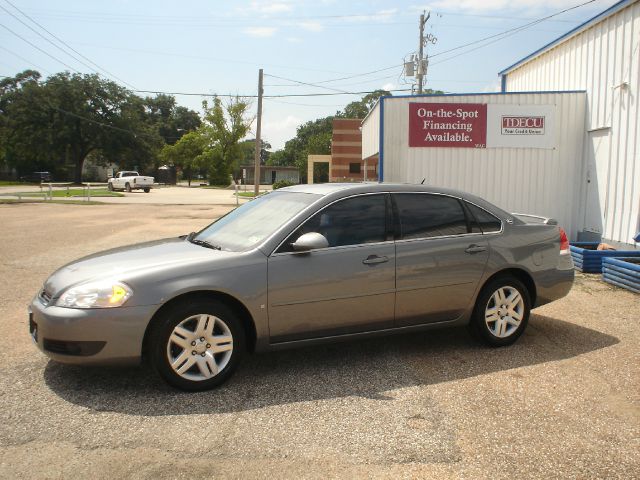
[
  {"x1": 381, "y1": 93, "x2": 587, "y2": 240},
  {"x1": 361, "y1": 102, "x2": 380, "y2": 159},
  {"x1": 505, "y1": 0, "x2": 640, "y2": 243}
]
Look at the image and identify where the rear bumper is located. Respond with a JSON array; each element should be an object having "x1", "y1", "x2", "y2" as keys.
[
  {"x1": 534, "y1": 254, "x2": 575, "y2": 307},
  {"x1": 29, "y1": 297, "x2": 158, "y2": 366}
]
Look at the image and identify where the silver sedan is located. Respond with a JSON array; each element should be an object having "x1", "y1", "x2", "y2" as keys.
[{"x1": 29, "y1": 183, "x2": 574, "y2": 391}]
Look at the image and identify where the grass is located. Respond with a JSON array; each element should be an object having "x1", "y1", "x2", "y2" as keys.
[
  {"x1": 0, "y1": 181, "x2": 35, "y2": 186},
  {"x1": 235, "y1": 191, "x2": 267, "y2": 198},
  {"x1": 5, "y1": 188, "x2": 123, "y2": 198},
  {"x1": 0, "y1": 199, "x2": 105, "y2": 205}
]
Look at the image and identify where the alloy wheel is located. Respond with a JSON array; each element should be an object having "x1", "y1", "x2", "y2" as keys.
[
  {"x1": 166, "y1": 314, "x2": 233, "y2": 381},
  {"x1": 484, "y1": 286, "x2": 524, "y2": 338}
]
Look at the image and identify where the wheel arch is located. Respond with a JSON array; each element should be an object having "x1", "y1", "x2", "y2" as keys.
[
  {"x1": 479, "y1": 268, "x2": 537, "y2": 306},
  {"x1": 142, "y1": 290, "x2": 258, "y2": 358}
]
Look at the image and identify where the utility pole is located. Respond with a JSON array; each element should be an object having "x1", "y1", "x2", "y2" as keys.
[
  {"x1": 416, "y1": 12, "x2": 429, "y2": 94},
  {"x1": 253, "y1": 68, "x2": 263, "y2": 197}
]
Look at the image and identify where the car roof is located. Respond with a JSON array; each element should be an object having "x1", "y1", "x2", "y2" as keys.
[
  {"x1": 285, "y1": 182, "x2": 468, "y2": 198},
  {"x1": 281, "y1": 183, "x2": 512, "y2": 218}
]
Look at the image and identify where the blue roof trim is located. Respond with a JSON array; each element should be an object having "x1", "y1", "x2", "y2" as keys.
[
  {"x1": 499, "y1": 0, "x2": 633, "y2": 75},
  {"x1": 380, "y1": 90, "x2": 586, "y2": 100},
  {"x1": 378, "y1": 97, "x2": 385, "y2": 182}
]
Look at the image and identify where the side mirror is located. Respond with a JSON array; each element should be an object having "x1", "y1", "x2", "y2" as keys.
[{"x1": 291, "y1": 232, "x2": 329, "y2": 252}]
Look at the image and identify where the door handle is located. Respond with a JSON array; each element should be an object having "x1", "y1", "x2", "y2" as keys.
[
  {"x1": 465, "y1": 244, "x2": 487, "y2": 254},
  {"x1": 362, "y1": 255, "x2": 389, "y2": 265}
]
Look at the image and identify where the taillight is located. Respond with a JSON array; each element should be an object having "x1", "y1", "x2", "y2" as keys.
[{"x1": 559, "y1": 227, "x2": 570, "y2": 254}]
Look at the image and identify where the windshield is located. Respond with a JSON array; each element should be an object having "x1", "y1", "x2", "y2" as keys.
[{"x1": 194, "y1": 191, "x2": 320, "y2": 251}]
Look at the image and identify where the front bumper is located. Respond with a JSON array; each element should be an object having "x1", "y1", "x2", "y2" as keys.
[{"x1": 29, "y1": 296, "x2": 159, "y2": 366}]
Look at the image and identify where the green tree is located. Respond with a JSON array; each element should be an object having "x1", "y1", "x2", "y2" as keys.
[
  {"x1": 159, "y1": 130, "x2": 206, "y2": 186},
  {"x1": 340, "y1": 89, "x2": 391, "y2": 119},
  {"x1": 200, "y1": 96, "x2": 252, "y2": 185}
]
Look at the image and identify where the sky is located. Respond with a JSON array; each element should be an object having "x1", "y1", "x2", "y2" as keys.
[{"x1": 0, "y1": 0, "x2": 621, "y2": 150}]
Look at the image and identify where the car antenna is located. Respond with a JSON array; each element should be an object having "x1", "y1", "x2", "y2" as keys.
[{"x1": 420, "y1": 178, "x2": 426, "y2": 184}]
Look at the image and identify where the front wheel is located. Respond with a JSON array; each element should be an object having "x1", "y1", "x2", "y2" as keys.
[
  {"x1": 469, "y1": 276, "x2": 531, "y2": 347},
  {"x1": 107, "y1": 182, "x2": 113, "y2": 191},
  {"x1": 149, "y1": 299, "x2": 245, "y2": 391}
]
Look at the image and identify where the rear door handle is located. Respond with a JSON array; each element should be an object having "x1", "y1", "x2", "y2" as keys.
[
  {"x1": 465, "y1": 244, "x2": 487, "y2": 254},
  {"x1": 362, "y1": 255, "x2": 389, "y2": 265}
]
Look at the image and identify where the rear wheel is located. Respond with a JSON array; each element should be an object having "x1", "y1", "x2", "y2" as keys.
[
  {"x1": 470, "y1": 276, "x2": 531, "y2": 347},
  {"x1": 125, "y1": 183, "x2": 131, "y2": 192},
  {"x1": 149, "y1": 299, "x2": 245, "y2": 391},
  {"x1": 143, "y1": 187, "x2": 150, "y2": 193}
]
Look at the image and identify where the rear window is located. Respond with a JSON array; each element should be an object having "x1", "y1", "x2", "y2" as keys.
[
  {"x1": 394, "y1": 193, "x2": 468, "y2": 239},
  {"x1": 465, "y1": 202, "x2": 502, "y2": 233}
]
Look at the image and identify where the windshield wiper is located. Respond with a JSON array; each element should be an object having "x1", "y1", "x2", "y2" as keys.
[{"x1": 186, "y1": 232, "x2": 222, "y2": 250}]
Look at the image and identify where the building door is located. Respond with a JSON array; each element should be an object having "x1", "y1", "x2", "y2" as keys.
[
  {"x1": 271, "y1": 170, "x2": 277, "y2": 184},
  {"x1": 583, "y1": 129, "x2": 610, "y2": 238}
]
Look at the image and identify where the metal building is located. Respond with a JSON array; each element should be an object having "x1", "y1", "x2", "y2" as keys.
[
  {"x1": 500, "y1": 0, "x2": 639, "y2": 244},
  {"x1": 362, "y1": 92, "x2": 587, "y2": 240},
  {"x1": 362, "y1": 0, "x2": 639, "y2": 245}
]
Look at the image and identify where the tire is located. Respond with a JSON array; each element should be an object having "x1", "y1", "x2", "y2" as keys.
[
  {"x1": 149, "y1": 299, "x2": 245, "y2": 391},
  {"x1": 469, "y1": 275, "x2": 531, "y2": 347},
  {"x1": 107, "y1": 182, "x2": 113, "y2": 191},
  {"x1": 125, "y1": 183, "x2": 131, "y2": 192},
  {"x1": 143, "y1": 187, "x2": 150, "y2": 193}
]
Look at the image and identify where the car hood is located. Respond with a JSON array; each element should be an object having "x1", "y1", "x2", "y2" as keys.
[{"x1": 42, "y1": 237, "x2": 236, "y2": 299}]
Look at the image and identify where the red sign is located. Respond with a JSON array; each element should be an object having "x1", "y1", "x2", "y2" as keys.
[{"x1": 409, "y1": 103, "x2": 487, "y2": 148}]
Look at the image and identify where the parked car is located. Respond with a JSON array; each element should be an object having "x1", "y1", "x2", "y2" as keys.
[
  {"x1": 29, "y1": 184, "x2": 574, "y2": 391},
  {"x1": 20, "y1": 171, "x2": 51, "y2": 183},
  {"x1": 108, "y1": 171, "x2": 154, "y2": 192}
]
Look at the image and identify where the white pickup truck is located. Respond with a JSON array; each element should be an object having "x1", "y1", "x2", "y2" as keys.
[{"x1": 108, "y1": 171, "x2": 154, "y2": 193}]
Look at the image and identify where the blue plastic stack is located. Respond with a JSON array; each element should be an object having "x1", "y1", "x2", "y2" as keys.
[
  {"x1": 570, "y1": 242, "x2": 640, "y2": 273},
  {"x1": 602, "y1": 257, "x2": 640, "y2": 293}
]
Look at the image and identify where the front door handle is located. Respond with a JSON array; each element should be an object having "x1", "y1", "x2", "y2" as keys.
[
  {"x1": 465, "y1": 244, "x2": 487, "y2": 254},
  {"x1": 362, "y1": 255, "x2": 389, "y2": 265}
]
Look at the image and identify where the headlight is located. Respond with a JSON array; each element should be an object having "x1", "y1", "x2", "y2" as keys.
[{"x1": 56, "y1": 280, "x2": 133, "y2": 309}]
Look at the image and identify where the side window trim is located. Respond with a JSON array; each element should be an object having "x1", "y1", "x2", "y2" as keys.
[{"x1": 271, "y1": 192, "x2": 393, "y2": 256}]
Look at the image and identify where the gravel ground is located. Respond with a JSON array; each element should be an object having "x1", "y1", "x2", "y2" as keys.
[{"x1": 0, "y1": 203, "x2": 638, "y2": 479}]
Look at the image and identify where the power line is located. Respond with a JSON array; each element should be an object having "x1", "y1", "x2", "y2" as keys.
[
  {"x1": 1, "y1": 0, "x2": 137, "y2": 89},
  {"x1": 264, "y1": 73, "x2": 352, "y2": 94},
  {"x1": 0, "y1": 22, "x2": 80, "y2": 72},
  {"x1": 0, "y1": 45, "x2": 51, "y2": 74},
  {"x1": 50, "y1": 105, "x2": 158, "y2": 139},
  {"x1": 132, "y1": 88, "x2": 413, "y2": 98},
  {"x1": 429, "y1": 0, "x2": 597, "y2": 59}
]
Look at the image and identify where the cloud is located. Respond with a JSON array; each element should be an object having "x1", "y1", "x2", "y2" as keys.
[
  {"x1": 237, "y1": 1, "x2": 294, "y2": 16},
  {"x1": 299, "y1": 21, "x2": 324, "y2": 32},
  {"x1": 243, "y1": 26, "x2": 278, "y2": 37},
  {"x1": 262, "y1": 115, "x2": 303, "y2": 150},
  {"x1": 344, "y1": 8, "x2": 398, "y2": 23},
  {"x1": 382, "y1": 83, "x2": 395, "y2": 91},
  {"x1": 286, "y1": 37, "x2": 302, "y2": 43}
]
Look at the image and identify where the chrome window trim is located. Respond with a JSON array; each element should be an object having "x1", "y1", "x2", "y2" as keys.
[{"x1": 269, "y1": 192, "x2": 391, "y2": 257}]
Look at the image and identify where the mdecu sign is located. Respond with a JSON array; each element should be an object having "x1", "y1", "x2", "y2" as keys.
[{"x1": 409, "y1": 103, "x2": 556, "y2": 149}]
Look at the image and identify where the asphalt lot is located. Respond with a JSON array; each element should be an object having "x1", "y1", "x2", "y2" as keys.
[{"x1": 0, "y1": 201, "x2": 638, "y2": 479}]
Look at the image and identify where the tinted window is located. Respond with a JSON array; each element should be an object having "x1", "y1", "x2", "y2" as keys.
[
  {"x1": 395, "y1": 194, "x2": 468, "y2": 239},
  {"x1": 281, "y1": 194, "x2": 386, "y2": 251},
  {"x1": 465, "y1": 202, "x2": 502, "y2": 233}
]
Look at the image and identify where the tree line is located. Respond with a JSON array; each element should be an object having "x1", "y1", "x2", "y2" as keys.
[{"x1": 0, "y1": 69, "x2": 442, "y2": 185}]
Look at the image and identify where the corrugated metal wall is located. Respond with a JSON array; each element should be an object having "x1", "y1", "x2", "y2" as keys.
[
  {"x1": 379, "y1": 92, "x2": 587, "y2": 239},
  {"x1": 361, "y1": 102, "x2": 380, "y2": 159},
  {"x1": 504, "y1": 0, "x2": 640, "y2": 244}
]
